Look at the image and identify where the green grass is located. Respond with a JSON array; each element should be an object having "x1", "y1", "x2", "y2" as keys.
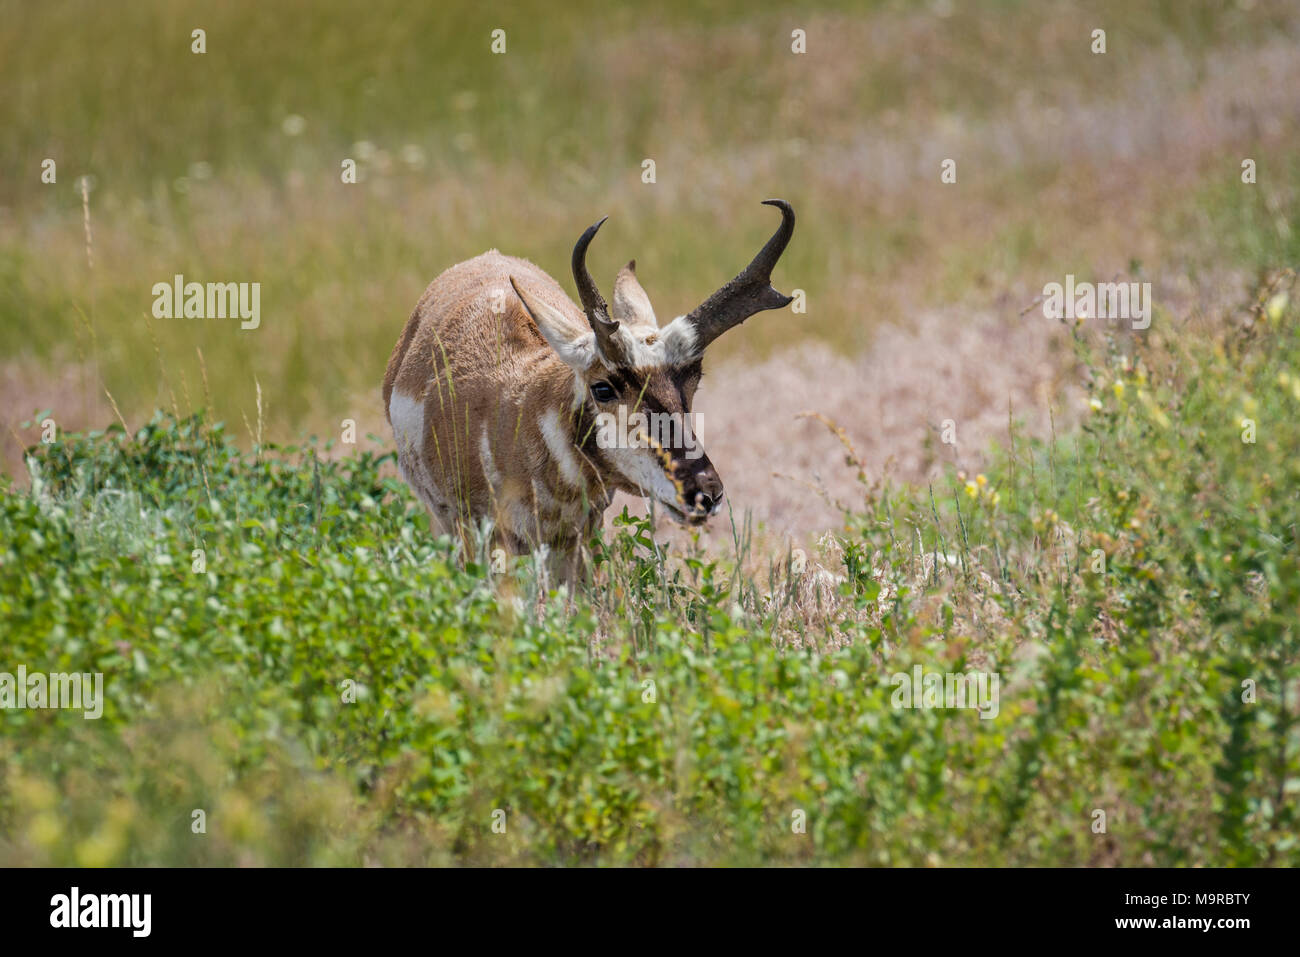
[
  {"x1": 2, "y1": 278, "x2": 1297, "y2": 865},
  {"x1": 3, "y1": 0, "x2": 1299, "y2": 867}
]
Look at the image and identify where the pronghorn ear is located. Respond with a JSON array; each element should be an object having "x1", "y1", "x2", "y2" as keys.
[
  {"x1": 611, "y1": 260, "x2": 657, "y2": 328},
  {"x1": 509, "y1": 277, "x2": 596, "y2": 371}
]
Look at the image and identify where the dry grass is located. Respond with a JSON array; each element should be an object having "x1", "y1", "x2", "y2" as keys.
[{"x1": 3, "y1": 0, "x2": 1299, "y2": 548}]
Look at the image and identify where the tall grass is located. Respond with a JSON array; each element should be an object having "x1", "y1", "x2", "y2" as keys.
[{"x1": 2, "y1": 278, "x2": 1296, "y2": 865}]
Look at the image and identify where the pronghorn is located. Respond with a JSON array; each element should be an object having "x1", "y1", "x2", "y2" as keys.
[{"x1": 383, "y1": 199, "x2": 795, "y2": 569}]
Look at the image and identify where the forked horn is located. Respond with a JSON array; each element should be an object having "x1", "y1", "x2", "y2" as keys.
[
  {"x1": 683, "y1": 199, "x2": 795, "y2": 352},
  {"x1": 571, "y1": 216, "x2": 626, "y2": 364}
]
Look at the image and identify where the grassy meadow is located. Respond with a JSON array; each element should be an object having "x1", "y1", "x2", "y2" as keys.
[
  {"x1": 4, "y1": 0, "x2": 1300, "y2": 447},
  {"x1": 1, "y1": 0, "x2": 1299, "y2": 865}
]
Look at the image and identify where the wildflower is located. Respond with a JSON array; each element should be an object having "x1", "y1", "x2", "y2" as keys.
[
  {"x1": 1265, "y1": 291, "x2": 1289, "y2": 323},
  {"x1": 964, "y1": 480, "x2": 978, "y2": 499},
  {"x1": 1089, "y1": 396, "x2": 1103, "y2": 412},
  {"x1": 32, "y1": 812, "x2": 62, "y2": 848},
  {"x1": 1033, "y1": 509, "x2": 1059, "y2": 532},
  {"x1": 1136, "y1": 389, "x2": 1171, "y2": 428},
  {"x1": 976, "y1": 473, "x2": 987, "y2": 487}
]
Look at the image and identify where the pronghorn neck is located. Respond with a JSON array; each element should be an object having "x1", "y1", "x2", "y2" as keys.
[
  {"x1": 547, "y1": 376, "x2": 615, "y2": 498},
  {"x1": 522, "y1": 362, "x2": 617, "y2": 518}
]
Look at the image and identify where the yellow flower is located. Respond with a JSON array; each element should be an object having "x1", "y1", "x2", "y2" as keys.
[
  {"x1": 1112, "y1": 381, "x2": 1125, "y2": 398},
  {"x1": 964, "y1": 481, "x2": 978, "y2": 498},
  {"x1": 31, "y1": 812, "x2": 62, "y2": 848},
  {"x1": 76, "y1": 829, "x2": 126, "y2": 868},
  {"x1": 1137, "y1": 389, "x2": 1171, "y2": 428},
  {"x1": 1265, "y1": 291, "x2": 1289, "y2": 323},
  {"x1": 976, "y1": 473, "x2": 987, "y2": 487},
  {"x1": 1278, "y1": 372, "x2": 1300, "y2": 401},
  {"x1": 1089, "y1": 396, "x2": 1103, "y2": 412}
]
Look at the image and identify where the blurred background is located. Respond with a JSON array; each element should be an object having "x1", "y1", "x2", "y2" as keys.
[{"x1": 3, "y1": 0, "x2": 1298, "y2": 536}]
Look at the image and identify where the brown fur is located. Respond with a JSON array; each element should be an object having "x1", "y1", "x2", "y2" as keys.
[
  {"x1": 385, "y1": 252, "x2": 611, "y2": 555},
  {"x1": 385, "y1": 202, "x2": 792, "y2": 570}
]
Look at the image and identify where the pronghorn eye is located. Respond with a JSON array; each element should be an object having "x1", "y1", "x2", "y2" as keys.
[{"x1": 590, "y1": 381, "x2": 617, "y2": 402}]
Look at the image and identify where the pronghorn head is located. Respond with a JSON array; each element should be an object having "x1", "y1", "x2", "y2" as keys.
[
  {"x1": 508, "y1": 200, "x2": 795, "y2": 527},
  {"x1": 506, "y1": 201, "x2": 790, "y2": 527}
]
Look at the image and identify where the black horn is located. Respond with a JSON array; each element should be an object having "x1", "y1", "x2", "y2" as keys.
[
  {"x1": 682, "y1": 199, "x2": 795, "y2": 352},
  {"x1": 571, "y1": 216, "x2": 626, "y2": 364}
]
